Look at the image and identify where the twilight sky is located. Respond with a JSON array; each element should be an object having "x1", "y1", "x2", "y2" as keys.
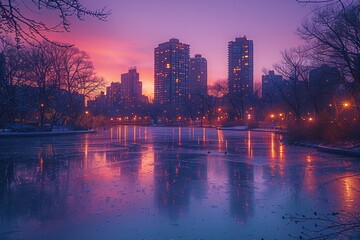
[{"x1": 49, "y1": 0, "x2": 313, "y2": 98}]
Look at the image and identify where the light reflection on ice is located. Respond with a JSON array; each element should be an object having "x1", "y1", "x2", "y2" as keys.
[{"x1": 0, "y1": 126, "x2": 359, "y2": 239}]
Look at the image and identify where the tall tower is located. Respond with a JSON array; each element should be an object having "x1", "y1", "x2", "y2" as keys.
[
  {"x1": 189, "y1": 54, "x2": 207, "y2": 96},
  {"x1": 120, "y1": 67, "x2": 142, "y2": 100},
  {"x1": 228, "y1": 36, "x2": 254, "y2": 95},
  {"x1": 154, "y1": 38, "x2": 190, "y2": 113}
]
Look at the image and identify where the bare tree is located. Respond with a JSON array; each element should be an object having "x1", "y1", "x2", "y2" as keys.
[
  {"x1": 24, "y1": 42, "x2": 61, "y2": 127},
  {"x1": 60, "y1": 46, "x2": 103, "y2": 123},
  {"x1": 208, "y1": 80, "x2": 228, "y2": 125},
  {"x1": 0, "y1": 0, "x2": 110, "y2": 46},
  {"x1": 284, "y1": 210, "x2": 360, "y2": 239},
  {"x1": 274, "y1": 48, "x2": 315, "y2": 121},
  {"x1": 0, "y1": 41, "x2": 27, "y2": 123},
  {"x1": 298, "y1": 0, "x2": 360, "y2": 115}
]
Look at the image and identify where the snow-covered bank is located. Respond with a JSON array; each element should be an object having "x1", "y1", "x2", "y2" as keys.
[
  {"x1": 216, "y1": 126, "x2": 248, "y2": 131},
  {"x1": 317, "y1": 144, "x2": 360, "y2": 157},
  {"x1": 0, "y1": 129, "x2": 96, "y2": 138}
]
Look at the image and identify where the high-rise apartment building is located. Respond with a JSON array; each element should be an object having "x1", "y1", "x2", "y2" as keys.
[
  {"x1": 154, "y1": 38, "x2": 190, "y2": 112},
  {"x1": 106, "y1": 82, "x2": 121, "y2": 106},
  {"x1": 228, "y1": 36, "x2": 254, "y2": 95},
  {"x1": 120, "y1": 68, "x2": 142, "y2": 100},
  {"x1": 189, "y1": 54, "x2": 207, "y2": 96}
]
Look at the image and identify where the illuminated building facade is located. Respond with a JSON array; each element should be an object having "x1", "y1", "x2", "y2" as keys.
[
  {"x1": 106, "y1": 82, "x2": 121, "y2": 106},
  {"x1": 154, "y1": 38, "x2": 190, "y2": 113},
  {"x1": 189, "y1": 54, "x2": 207, "y2": 96},
  {"x1": 228, "y1": 36, "x2": 254, "y2": 95},
  {"x1": 120, "y1": 67, "x2": 142, "y2": 100}
]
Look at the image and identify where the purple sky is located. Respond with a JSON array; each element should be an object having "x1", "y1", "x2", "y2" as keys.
[{"x1": 51, "y1": 0, "x2": 313, "y2": 98}]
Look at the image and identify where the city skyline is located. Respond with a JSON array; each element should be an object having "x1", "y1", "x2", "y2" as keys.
[{"x1": 45, "y1": 0, "x2": 313, "y2": 98}]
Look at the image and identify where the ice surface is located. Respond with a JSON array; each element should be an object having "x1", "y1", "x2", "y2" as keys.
[{"x1": 0, "y1": 126, "x2": 359, "y2": 239}]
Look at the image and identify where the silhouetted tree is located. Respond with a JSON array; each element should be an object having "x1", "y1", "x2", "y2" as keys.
[
  {"x1": 207, "y1": 80, "x2": 227, "y2": 125},
  {"x1": 298, "y1": 0, "x2": 360, "y2": 115},
  {"x1": 274, "y1": 48, "x2": 313, "y2": 121},
  {"x1": 0, "y1": 41, "x2": 27, "y2": 123},
  {"x1": 59, "y1": 46, "x2": 104, "y2": 124},
  {"x1": 18, "y1": 42, "x2": 103, "y2": 127},
  {"x1": 0, "y1": 0, "x2": 110, "y2": 46},
  {"x1": 284, "y1": 211, "x2": 360, "y2": 239},
  {"x1": 24, "y1": 42, "x2": 61, "y2": 127},
  {"x1": 147, "y1": 102, "x2": 162, "y2": 125}
]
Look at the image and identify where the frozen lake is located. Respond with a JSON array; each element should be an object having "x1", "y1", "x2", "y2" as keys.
[{"x1": 1, "y1": 126, "x2": 360, "y2": 239}]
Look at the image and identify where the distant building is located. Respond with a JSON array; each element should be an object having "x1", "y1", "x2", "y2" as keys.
[
  {"x1": 120, "y1": 68, "x2": 142, "y2": 100},
  {"x1": 228, "y1": 36, "x2": 254, "y2": 95},
  {"x1": 189, "y1": 54, "x2": 207, "y2": 96},
  {"x1": 154, "y1": 38, "x2": 190, "y2": 114},
  {"x1": 87, "y1": 91, "x2": 107, "y2": 116},
  {"x1": 309, "y1": 65, "x2": 341, "y2": 112},
  {"x1": 262, "y1": 70, "x2": 283, "y2": 98},
  {"x1": 106, "y1": 82, "x2": 121, "y2": 106},
  {"x1": 261, "y1": 70, "x2": 285, "y2": 112}
]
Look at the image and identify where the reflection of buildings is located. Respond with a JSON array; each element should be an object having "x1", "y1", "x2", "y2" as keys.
[
  {"x1": 228, "y1": 162, "x2": 254, "y2": 223},
  {"x1": 106, "y1": 126, "x2": 142, "y2": 182},
  {"x1": 154, "y1": 152, "x2": 207, "y2": 219},
  {"x1": 0, "y1": 141, "x2": 71, "y2": 223}
]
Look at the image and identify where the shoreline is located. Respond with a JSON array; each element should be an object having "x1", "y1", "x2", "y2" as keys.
[
  {"x1": 282, "y1": 140, "x2": 360, "y2": 158},
  {"x1": 317, "y1": 144, "x2": 360, "y2": 158},
  {"x1": 0, "y1": 129, "x2": 96, "y2": 138},
  {"x1": 1, "y1": 126, "x2": 358, "y2": 158}
]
